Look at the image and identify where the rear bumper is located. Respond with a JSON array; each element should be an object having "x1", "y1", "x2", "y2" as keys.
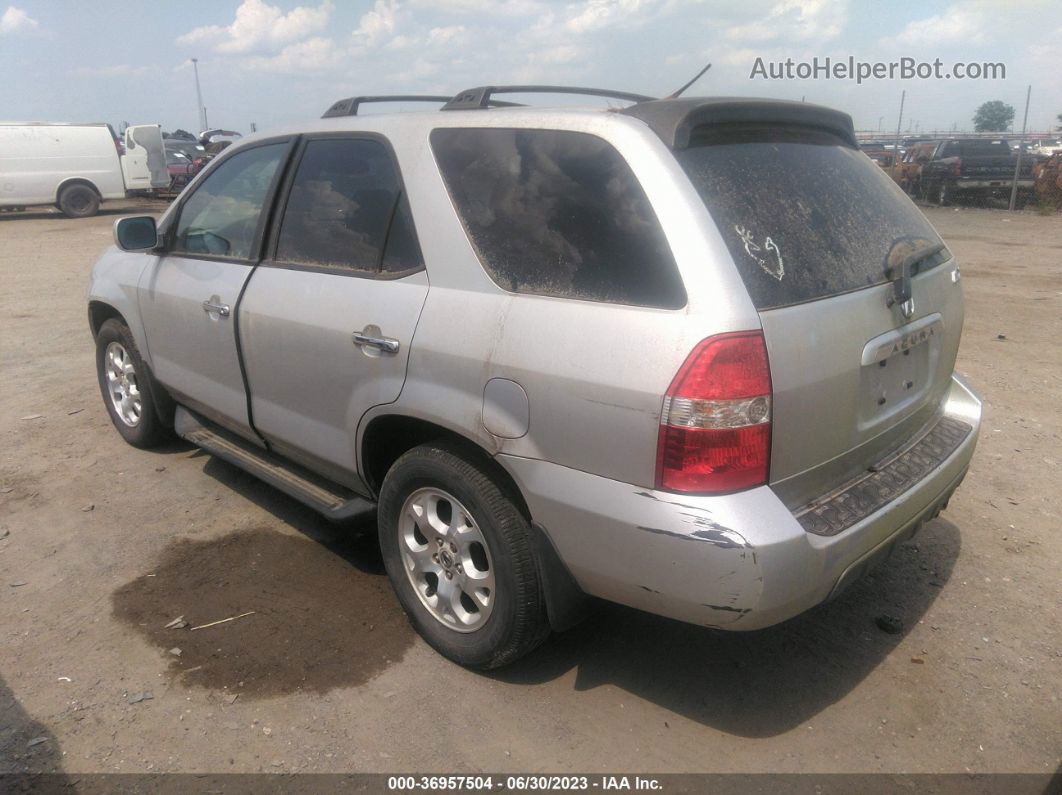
[
  {"x1": 498, "y1": 373, "x2": 981, "y2": 630},
  {"x1": 954, "y1": 178, "x2": 1034, "y2": 190}
]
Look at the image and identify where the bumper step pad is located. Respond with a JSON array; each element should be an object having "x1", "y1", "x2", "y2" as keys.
[{"x1": 795, "y1": 415, "x2": 972, "y2": 537}]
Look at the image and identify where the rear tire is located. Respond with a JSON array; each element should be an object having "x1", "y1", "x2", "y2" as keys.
[
  {"x1": 378, "y1": 442, "x2": 549, "y2": 669},
  {"x1": 95, "y1": 318, "x2": 169, "y2": 448},
  {"x1": 58, "y1": 184, "x2": 100, "y2": 218}
]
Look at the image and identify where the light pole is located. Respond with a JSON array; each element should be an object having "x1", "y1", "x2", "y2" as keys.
[
  {"x1": 878, "y1": 115, "x2": 883, "y2": 132},
  {"x1": 1008, "y1": 84, "x2": 1032, "y2": 211},
  {"x1": 192, "y1": 58, "x2": 207, "y2": 133}
]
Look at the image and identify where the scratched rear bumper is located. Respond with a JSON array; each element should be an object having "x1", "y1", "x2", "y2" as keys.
[{"x1": 497, "y1": 373, "x2": 981, "y2": 631}]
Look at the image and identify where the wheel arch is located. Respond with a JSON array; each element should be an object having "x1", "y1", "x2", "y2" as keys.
[
  {"x1": 88, "y1": 300, "x2": 126, "y2": 339},
  {"x1": 88, "y1": 300, "x2": 175, "y2": 428},
  {"x1": 359, "y1": 413, "x2": 531, "y2": 520},
  {"x1": 55, "y1": 177, "x2": 102, "y2": 205},
  {"x1": 361, "y1": 412, "x2": 590, "y2": 632}
]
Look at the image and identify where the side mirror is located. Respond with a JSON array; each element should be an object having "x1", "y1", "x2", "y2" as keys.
[{"x1": 114, "y1": 216, "x2": 158, "y2": 251}]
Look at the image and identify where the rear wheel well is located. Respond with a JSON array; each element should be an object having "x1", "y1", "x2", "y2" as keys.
[
  {"x1": 361, "y1": 416, "x2": 531, "y2": 520},
  {"x1": 56, "y1": 178, "x2": 102, "y2": 205}
]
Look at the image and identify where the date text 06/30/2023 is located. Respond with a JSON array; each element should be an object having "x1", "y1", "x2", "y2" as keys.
[{"x1": 387, "y1": 775, "x2": 663, "y2": 791}]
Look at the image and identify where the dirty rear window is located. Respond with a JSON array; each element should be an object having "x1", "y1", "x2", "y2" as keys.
[
  {"x1": 430, "y1": 128, "x2": 686, "y2": 309},
  {"x1": 675, "y1": 126, "x2": 949, "y2": 310}
]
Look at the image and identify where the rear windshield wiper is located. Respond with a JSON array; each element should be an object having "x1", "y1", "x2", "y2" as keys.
[{"x1": 886, "y1": 242, "x2": 947, "y2": 308}]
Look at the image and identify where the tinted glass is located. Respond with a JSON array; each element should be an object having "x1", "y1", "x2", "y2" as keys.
[
  {"x1": 675, "y1": 126, "x2": 948, "y2": 310},
  {"x1": 958, "y1": 140, "x2": 1011, "y2": 156},
  {"x1": 430, "y1": 128, "x2": 685, "y2": 309},
  {"x1": 380, "y1": 193, "x2": 424, "y2": 274},
  {"x1": 174, "y1": 143, "x2": 285, "y2": 259},
  {"x1": 276, "y1": 138, "x2": 420, "y2": 273}
]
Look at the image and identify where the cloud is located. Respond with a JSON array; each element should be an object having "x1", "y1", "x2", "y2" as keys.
[
  {"x1": 71, "y1": 64, "x2": 158, "y2": 78},
  {"x1": 564, "y1": 0, "x2": 659, "y2": 34},
  {"x1": 426, "y1": 25, "x2": 468, "y2": 46},
  {"x1": 726, "y1": 0, "x2": 847, "y2": 42},
  {"x1": 353, "y1": 0, "x2": 399, "y2": 46},
  {"x1": 177, "y1": 0, "x2": 332, "y2": 54},
  {"x1": 243, "y1": 36, "x2": 347, "y2": 72},
  {"x1": 880, "y1": 5, "x2": 986, "y2": 47},
  {"x1": 409, "y1": 0, "x2": 544, "y2": 15},
  {"x1": 0, "y1": 5, "x2": 38, "y2": 34}
]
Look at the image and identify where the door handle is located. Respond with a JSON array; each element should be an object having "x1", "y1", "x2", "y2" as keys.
[
  {"x1": 202, "y1": 299, "x2": 230, "y2": 317},
  {"x1": 352, "y1": 331, "x2": 400, "y2": 355}
]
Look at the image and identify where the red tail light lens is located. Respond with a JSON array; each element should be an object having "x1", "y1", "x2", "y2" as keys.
[{"x1": 655, "y1": 331, "x2": 772, "y2": 495}]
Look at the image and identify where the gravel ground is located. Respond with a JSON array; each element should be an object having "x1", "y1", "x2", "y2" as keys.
[{"x1": 0, "y1": 200, "x2": 1059, "y2": 775}]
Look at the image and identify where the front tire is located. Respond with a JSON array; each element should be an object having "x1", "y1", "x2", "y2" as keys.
[
  {"x1": 58, "y1": 184, "x2": 100, "y2": 218},
  {"x1": 95, "y1": 318, "x2": 169, "y2": 448},
  {"x1": 378, "y1": 443, "x2": 549, "y2": 669}
]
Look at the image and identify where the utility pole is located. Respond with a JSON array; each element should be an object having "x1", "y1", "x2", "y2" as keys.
[
  {"x1": 878, "y1": 115, "x2": 883, "y2": 132},
  {"x1": 1009, "y1": 84, "x2": 1032, "y2": 211},
  {"x1": 893, "y1": 90, "x2": 905, "y2": 181},
  {"x1": 192, "y1": 58, "x2": 207, "y2": 133}
]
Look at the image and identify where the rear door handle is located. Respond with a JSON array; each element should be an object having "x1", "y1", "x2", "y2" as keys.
[
  {"x1": 202, "y1": 299, "x2": 230, "y2": 317},
  {"x1": 353, "y1": 331, "x2": 400, "y2": 355}
]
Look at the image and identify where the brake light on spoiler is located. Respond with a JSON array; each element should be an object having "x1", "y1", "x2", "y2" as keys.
[{"x1": 655, "y1": 331, "x2": 772, "y2": 495}]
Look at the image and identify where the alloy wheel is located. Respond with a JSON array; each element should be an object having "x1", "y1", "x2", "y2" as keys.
[
  {"x1": 104, "y1": 341, "x2": 142, "y2": 427},
  {"x1": 398, "y1": 487, "x2": 495, "y2": 632}
]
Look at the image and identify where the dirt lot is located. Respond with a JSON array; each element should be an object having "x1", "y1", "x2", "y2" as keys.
[{"x1": 0, "y1": 201, "x2": 1059, "y2": 776}]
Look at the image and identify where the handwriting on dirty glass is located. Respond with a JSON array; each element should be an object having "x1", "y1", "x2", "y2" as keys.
[{"x1": 734, "y1": 225, "x2": 784, "y2": 281}]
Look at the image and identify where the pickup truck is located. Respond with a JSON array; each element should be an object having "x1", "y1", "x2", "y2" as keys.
[{"x1": 919, "y1": 139, "x2": 1036, "y2": 206}]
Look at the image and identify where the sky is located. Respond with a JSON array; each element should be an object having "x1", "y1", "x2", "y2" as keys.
[{"x1": 1, "y1": 0, "x2": 1059, "y2": 137}]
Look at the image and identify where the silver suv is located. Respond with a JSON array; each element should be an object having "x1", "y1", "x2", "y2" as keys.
[{"x1": 88, "y1": 88, "x2": 982, "y2": 668}]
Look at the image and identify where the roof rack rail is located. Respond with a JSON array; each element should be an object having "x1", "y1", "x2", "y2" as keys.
[
  {"x1": 442, "y1": 85, "x2": 656, "y2": 111},
  {"x1": 322, "y1": 94, "x2": 525, "y2": 119}
]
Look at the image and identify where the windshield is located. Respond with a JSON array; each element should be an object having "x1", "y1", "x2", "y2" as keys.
[{"x1": 674, "y1": 125, "x2": 949, "y2": 310}]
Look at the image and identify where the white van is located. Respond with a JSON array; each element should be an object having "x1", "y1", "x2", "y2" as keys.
[{"x1": 0, "y1": 122, "x2": 169, "y2": 217}]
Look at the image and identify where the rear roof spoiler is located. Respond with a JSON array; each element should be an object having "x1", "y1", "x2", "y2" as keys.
[{"x1": 620, "y1": 97, "x2": 857, "y2": 149}]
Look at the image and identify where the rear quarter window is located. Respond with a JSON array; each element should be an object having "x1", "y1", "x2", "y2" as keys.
[
  {"x1": 430, "y1": 127, "x2": 686, "y2": 309},
  {"x1": 675, "y1": 126, "x2": 948, "y2": 310}
]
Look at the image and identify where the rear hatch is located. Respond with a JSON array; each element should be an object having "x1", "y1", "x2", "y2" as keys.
[{"x1": 674, "y1": 124, "x2": 963, "y2": 509}]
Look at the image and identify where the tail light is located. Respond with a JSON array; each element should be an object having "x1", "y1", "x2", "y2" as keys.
[
  {"x1": 950, "y1": 158, "x2": 962, "y2": 177},
  {"x1": 655, "y1": 331, "x2": 772, "y2": 495}
]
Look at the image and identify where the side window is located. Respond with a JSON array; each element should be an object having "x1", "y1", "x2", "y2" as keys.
[
  {"x1": 173, "y1": 143, "x2": 286, "y2": 259},
  {"x1": 430, "y1": 128, "x2": 686, "y2": 309},
  {"x1": 275, "y1": 138, "x2": 423, "y2": 274},
  {"x1": 940, "y1": 142, "x2": 958, "y2": 158}
]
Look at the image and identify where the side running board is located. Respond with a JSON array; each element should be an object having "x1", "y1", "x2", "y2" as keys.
[{"x1": 174, "y1": 407, "x2": 376, "y2": 522}]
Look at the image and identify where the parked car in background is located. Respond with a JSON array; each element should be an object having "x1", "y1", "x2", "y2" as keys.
[
  {"x1": 87, "y1": 90, "x2": 981, "y2": 668},
  {"x1": 120, "y1": 124, "x2": 170, "y2": 194},
  {"x1": 894, "y1": 142, "x2": 937, "y2": 196},
  {"x1": 919, "y1": 138, "x2": 1036, "y2": 206},
  {"x1": 1033, "y1": 152, "x2": 1062, "y2": 208},
  {"x1": 164, "y1": 149, "x2": 198, "y2": 192},
  {"x1": 0, "y1": 122, "x2": 169, "y2": 216},
  {"x1": 165, "y1": 139, "x2": 207, "y2": 161},
  {"x1": 860, "y1": 142, "x2": 896, "y2": 169},
  {"x1": 1030, "y1": 139, "x2": 1062, "y2": 157}
]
